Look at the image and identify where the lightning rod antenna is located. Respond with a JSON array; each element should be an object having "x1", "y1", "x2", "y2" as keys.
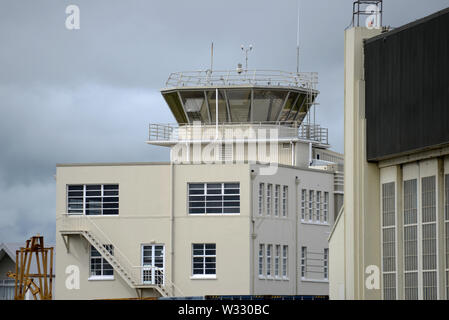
[{"x1": 296, "y1": 0, "x2": 300, "y2": 74}]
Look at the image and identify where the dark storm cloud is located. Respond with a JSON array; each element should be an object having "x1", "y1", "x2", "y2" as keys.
[{"x1": 0, "y1": 0, "x2": 448, "y2": 242}]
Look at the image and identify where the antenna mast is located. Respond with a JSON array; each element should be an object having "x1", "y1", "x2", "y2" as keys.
[
  {"x1": 210, "y1": 41, "x2": 214, "y2": 71},
  {"x1": 296, "y1": 0, "x2": 300, "y2": 74}
]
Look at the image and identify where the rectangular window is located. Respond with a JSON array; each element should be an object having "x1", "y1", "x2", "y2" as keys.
[
  {"x1": 301, "y1": 246, "x2": 307, "y2": 278},
  {"x1": 275, "y1": 245, "x2": 280, "y2": 278},
  {"x1": 266, "y1": 244, "x2": 272, "y2": 277},
  {"x1": 381, "y1": 182, "x2": 396, "y2": 300},
  {"x1": 421, "y1": 176, "x2": 437, "y2": 300},
  {"x1": 192, "y1": 243, "x2": 216, "y2": 276},
  {"x1": 90, "y1": 245, "x2": 114, "y2": 278},
  {"x1": 324, "y1": 248, "x2": 329, "y2": 280},
  {"x1": 316, "y1": 191, "x2": 321, "y2": 222},
  {"x1": 258, "y1": 244, "x2": 265, "y2": 277},
  {"x1": 266, "y1": 184, "x2": 272, "y2": 216},
  {"x1": 308, "y1": 190, "x2": 314, "y2": 221},
  {"x1": 258, "y1": 183, "x2": 264, "y2": 216},
  {"x1": 323, "y1": 192, "x2": 329, "y2": 223},
  {"x1": 403, "y1": 179, "x2": 418, "y2": 300},
  {"x1": 188, "y1": 183, "x2": 240, "y2": 215},
  {"x1": 67, "y1": 184, "x2": 119, "y2": 215},
  {"x1": 282, "y1": 245, "x2": 288, "y2": 278},
  {"x1": 274, "y1": 185, "x2": 280, "y2": 217},
  {"x1": 282, "y1": 186, "x2": 288, "y2": 217},
  {"x1": 301, "y1": 189, "x2": 306, "y2": 220}
]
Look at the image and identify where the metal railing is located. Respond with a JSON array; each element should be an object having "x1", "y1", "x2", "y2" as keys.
[
  {"x1": 148, "y1": 122, "x2": 328, "y2": 145},
  {"x1": 58, "y1": 214, "x2": 184, "y2": 297},
  {"x1": 165, "y1": 69, "x2": 318, "y2": 89}
]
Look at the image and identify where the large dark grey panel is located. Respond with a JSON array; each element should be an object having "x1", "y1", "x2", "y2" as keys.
[{"x1": 364, "y1": 8, "x2": 449, "y2": 161}]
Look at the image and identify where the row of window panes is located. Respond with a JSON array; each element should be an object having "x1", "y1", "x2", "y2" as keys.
[
  {"x1": 381, "y1": 174, "x2": 449, "y2": 300},
  {"x1": 68, "y1": 184, "x2": 119, "y2": 215},
  {"x1": 301, "y1": 189, "x2": 329, "y2": 223},
  {"x1": 188, "y1": 183, "x2": 240, "y2": 214},
  {"x1": 258, "y1": 244, "x2": 288, "y2": 279},
  {"x1": 258, "y1": 183, "x2": 288, "y2": 217},
  {"x1": 89, "y1": 243, "x2": 218, "y2": 278}
]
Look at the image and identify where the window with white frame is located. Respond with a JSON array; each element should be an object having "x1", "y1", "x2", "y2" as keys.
[
  {"x1": 403, "y1": 179, "x2": 419, "y2": 300},
  {"x1": 258, "y1": 183, "x2": 264, "y2": 216},
  {"x1": 323, "y1": 192, "x2": 329, "y2": 223},
  {"x1": 282, "y1": 186, "x2": 288, "y2": 217},
  {"x1": 300, "y1": 246, "x2": 307, "y2": 278},
  {"x1": 274, "y1": 185, "x2": 280, "y2": 217},
  {"x1": 266, "y1": 184, "x2": 272, "y2": 216},
  {"x1": 274, "y1": 245, "x2": 280, "y2": 278},
  {"x1": 308, "y1": 190, "x2": 314, "y2": 221},
  {"x1": 421, "y1": 176, "x2": 437, "y2": 300},
  {"x1": 188, "y1": 183, "x2": 240, "y2": 214},
  {"x1": 316, "y1": 191, "x2": 321, "y2": 222},
  {"x1": 258, "y1": 244, "x2": 265, "y2": 277},
  {"x1": 192, "y1": 243, "x2": 216, "y2": 276},
  {"x1": 90, "y1": 245, "x2": 114, "y2": 279},
  {"x1": 301, "y1": 189, "x2": 306, "y2": 221},
  {"x1": 381, "y1": 182, "x2": 396, "y2": 300},
  {"x1": 282, "y1": 245, "x2": 288, "y2": 278},
  {"x1": 323, "y1": 248, "x2": 329, "y2": 280},
  {"x1": 67, "y1": 184, "x2": 119, "y2": 215},
  {"x1": 266, "y1": 244, "x2": 272, "y2": 277}
]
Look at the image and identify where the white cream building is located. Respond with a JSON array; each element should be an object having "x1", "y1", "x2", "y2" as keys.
[
  {"x1": 55, "y1": 70, "x2": 343, "y2": 299},
  {"x1": 329, "y1": 7, "x2": 449, "y2": 300}
]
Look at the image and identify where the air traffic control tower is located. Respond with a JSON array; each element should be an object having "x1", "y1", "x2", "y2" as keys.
[
  {"x1": 56, "y1": 67, "x2": 344, "y2": 299},
  {"x1": 147, "y1": 69, "x2": 333, "y2": 166}
]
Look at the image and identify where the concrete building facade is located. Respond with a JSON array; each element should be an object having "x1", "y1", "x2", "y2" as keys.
[{"x1": 55, "y1": 70, "x2": 343, "y2": 299}]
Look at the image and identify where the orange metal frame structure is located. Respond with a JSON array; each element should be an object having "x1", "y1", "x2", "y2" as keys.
[{"x1": 7, "y1": 235, "x2": 54, "y2": 300}]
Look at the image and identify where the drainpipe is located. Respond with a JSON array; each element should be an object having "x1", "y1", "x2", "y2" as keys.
[
  {"x1": 250, "y1": 169, "x2": 256, "y2": 294},
  {"x1": 295, "y1": 176, "x2": 300, "y2": 294}
]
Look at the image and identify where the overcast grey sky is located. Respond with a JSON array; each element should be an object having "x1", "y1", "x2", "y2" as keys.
[{"x1": 0, "y1": 0, "x2": 448, "y2": 243}]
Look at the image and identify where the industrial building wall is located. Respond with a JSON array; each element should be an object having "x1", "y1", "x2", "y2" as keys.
[
  {"x1": 365, "y1": 8, "x2": 449, "y2": 161},
  {"x1": 329, "y1": 210, "x2": 345, "y2": 300},
  {"x1": 55, "y1": 163, "x2": 172, "y2": 299},
  {"x1": 55, "y1": 163, "x2": 252, "y2": 299},
  {"x1": 171, "y1": 163, "x2": 252, "y2": 296},
  {"x1": 251, "y1": 164, "x2": 334, "y2": 296},
  {"x1": 377, "y1": 156, "x2": 449, "y2": 300}
]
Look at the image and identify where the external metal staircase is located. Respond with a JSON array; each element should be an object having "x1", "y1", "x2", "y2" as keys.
[{"x1": 59, "y1": 214, "x2": 182, "y2": 298}]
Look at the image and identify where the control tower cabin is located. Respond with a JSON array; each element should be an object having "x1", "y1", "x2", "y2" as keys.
[{"x1": 55, "y1": 68, "x2": 344, "y2": 299}]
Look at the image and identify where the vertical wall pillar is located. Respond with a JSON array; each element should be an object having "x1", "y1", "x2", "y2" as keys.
[{"x1": 343, "y1": 27, "x2": 382, "y2": 299}]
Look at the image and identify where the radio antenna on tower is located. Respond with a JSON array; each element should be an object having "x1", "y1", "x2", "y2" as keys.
[{"x1": 296, "y1": 0, "x2": 300, "y2": 74}]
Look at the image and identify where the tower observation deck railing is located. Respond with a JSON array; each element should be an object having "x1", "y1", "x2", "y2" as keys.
[
  {"x1": 165, "y1": 70, "x2": 318, "y2": 89},
  {"x1": 148, "y1": 122, "x2": 328, "y2": 145}
]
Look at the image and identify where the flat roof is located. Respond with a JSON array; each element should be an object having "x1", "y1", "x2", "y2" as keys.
[
  {"x1": 56, "y1": 161, "x2": 336, "y2": 174},
  {"x1": 365, "y1": 6, "x2": 449, "y2": 44}
]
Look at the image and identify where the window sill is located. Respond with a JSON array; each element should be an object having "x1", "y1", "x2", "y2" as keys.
[
  {"x1": 88, "y1": 276, "x2": 115, "y2": 281},
  {"x1": 190, "y1": 275, "x2": 217, "y2": 280},
  {"x1": 300, "y1": 278, "x2": 328, "y2": 283},
  {"x1": 300, "y1": 220, "x2": 329, "y2": 226}
]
